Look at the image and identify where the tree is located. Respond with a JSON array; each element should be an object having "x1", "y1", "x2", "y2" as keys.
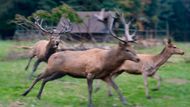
[{"x1": 0, "y1": 0, "x2": 63, "y2": 39}]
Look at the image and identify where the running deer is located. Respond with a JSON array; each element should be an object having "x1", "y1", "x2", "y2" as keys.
[
  {"x1": 24, "y1": 18, "x2": 72, "y2": 79},
  {"x1": 95, "y1": 39, "x2": 184, "y2": 99},
  {"x1": 21, "y1": 19, "x2": 140, "y2": 107}
]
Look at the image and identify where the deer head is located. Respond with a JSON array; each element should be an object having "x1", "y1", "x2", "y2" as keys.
[
  {"x1": 109, "y1": 24, "x2": 139, "y2": 63},
  {"x1": 48, "y1": 36, "x2": 60, "y2": 49},
  {"x1": 117, "y1": 42, "x2": 140, "y2": 62},
  {"x1": 164, "y1": 38, "x2": 184, "y2": 55},
  {"x1": 34, "y1": 17, "x2": 72, "y2": 49}
]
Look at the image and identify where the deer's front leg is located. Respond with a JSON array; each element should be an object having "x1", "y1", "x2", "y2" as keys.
[
  {"x1": 94, "y1": 80, "x2": 113, "y2": 96},
  {"x1": 152, "y1": 73, "x2": 161, "y2": 91},
  {"x1": 94, "y1": 80, "x2": 101, "y2": 93},
  {"x1": 87, "y1": 73, "x2": 94, "y2": 107},
  {"x1": 104, "y1": 77, "x2": 127, "y2": 105},
  {"x1": 142, "y1": 72, "x2": 151, "y2": 99}
]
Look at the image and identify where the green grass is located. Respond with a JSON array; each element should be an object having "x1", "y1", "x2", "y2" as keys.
[{"x1": 0, "y1": 41, "x2": 190, "y2": 107}]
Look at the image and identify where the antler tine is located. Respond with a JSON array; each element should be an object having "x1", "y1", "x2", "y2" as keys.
[
  {"x1": 59, "y1": 19, "x2": 72, "y2": 34},
  {"x1": 124, "y1": 19, "x2": 136, "y2": 42},
  {"x1": 118, "y1": 11, "x2": 136, "y2": 42},
  {"x1": 34, "y1": 16, "x2": 73, "y2": 36},
  {"x1": 107, "y1": 14, "x2": 126, "y2": 43},
  {"x1": 67, "y1": 19, "x2": 73, "y2": 32},
  {"x1": 34, "y1": 17, "x2": 53, "y2": 34},
  {"x1": 94, "y1": 8, "x2": 105, "y2": 21},
  {"x1": 109, "y1": 29, "x2": 126, "y2": 43}
]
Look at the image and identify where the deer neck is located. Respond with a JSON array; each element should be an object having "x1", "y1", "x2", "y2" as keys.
[
  {"x1": 45, "y1": 41, "x2": 57, "y2": 61},
  {"x1": 104, "y1": 47, "x2": 126, "y2": 71},
  {"x1": 153, "y1": 47, "x2": 172, "y2": 68}
]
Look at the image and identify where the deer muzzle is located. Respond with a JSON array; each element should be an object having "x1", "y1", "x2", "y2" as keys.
[
  {"x1": 179, "y1": 51, "x2": 185, "y2": 55},
  {"x1": 135, "y1": 58, "x2": 140, "y2": 63}
]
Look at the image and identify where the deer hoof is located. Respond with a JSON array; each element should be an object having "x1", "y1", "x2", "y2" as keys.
[
  {"x1": 21, "y1": 93, "x2": 26, "y2": 96},
  {"x1": 152, "y1": 88, "x2": 159, "y2": 91},
  {"x1": 146, "y1": 96, "x2": 152, "y2": 99},
  {"x1": 108, "y1": 93, "x2": 113, "y2": 97},
  {"x1": 21, "y1": 90, "x2": 29, "y2": 96},
  {"x1": 94, "y1": 87, "x2": 100, "y2": 93},
  {"x1": 121, "y1": 97, "x2": 127, "y2": 105},
  {"x1": 88, "y1": 103, "x2": 93, "y2": 107},
  {"x1": 36, "y1": 96, "x2": 41, "y2": 100}
]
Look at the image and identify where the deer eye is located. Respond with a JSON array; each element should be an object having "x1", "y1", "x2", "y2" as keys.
[
  {"x1": 173, "y1": 46, "x2": 177, "y2": 48},
  {"x1": 125, "y1": 49, "x2": 129, "y2": 52}
]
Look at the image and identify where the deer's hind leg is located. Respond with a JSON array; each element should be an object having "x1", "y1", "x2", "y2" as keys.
[
  {"x1": 25, "y1": 55, "x2": 35, "y2": 71},
  {"x1": 94, "y1": 80, "x2": 113, "y2": 97},
  {"x1": 142, "y1": 72, "x2": 151, "y2": 99},
  {"x1": 22, "y1": 71, "x2": 49, "y2": 96},
  {"x1": 29, "y1": 59, "x2": 42, "y2": 79},
  {"x1": 37, "y1": 72, "x2": 65, "y2": 99},
  {"x1": 152, "y1": 73, "x2": 161, "y2": 91}
]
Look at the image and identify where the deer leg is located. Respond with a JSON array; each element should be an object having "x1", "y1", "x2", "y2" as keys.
[
  {"x1": 37, "y1": 72, "x2": 65, "y2": 99},
  {"x1": 107, "y1": 82, "x2": 113, "y2": 96},
  {"x1": 152, "y1": 73, "x2": 161, "y2": 91},
  {"x1": 142, "y1": 73, "x2": 151, "y2": 99},
  {"x1": 22, "y1": 72, "x2": 47, "y2": 96},
  {"x1": 87, "y1": 73, "x2": 94, "y2": 107},
  {"x1": 104, "y1": 77, "x2": 127, "y2": 105},
  {"x1": 106, "y1": 74, "x2": 120, "y2": 97},
  {"x1": 25, "y1": 55, "x2": 35, "y2": 71},
  {"x1": 94, "y1": 80, "x2": 100, "y2": 93},
  {"x1": 29, "y1": 59, "x2": 41, "y2": 79},
  {"x1": 94, "y1": 80, "x2": 113, "y2": 96}
]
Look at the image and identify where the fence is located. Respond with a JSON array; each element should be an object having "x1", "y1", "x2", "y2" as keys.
[{"x1": 14, "y1": 28, "x2": 168, "y2": 41}]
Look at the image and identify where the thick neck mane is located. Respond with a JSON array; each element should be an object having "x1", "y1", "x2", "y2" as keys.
[
  {"x1": 103, "y1": 46, "x2": 126, "y2": 72},
  {"x1": 44, "y1": 41, "x2": 57, "y2": 61},
  {"x1": 153, "y1": 47, "x2": 172, "y2": 68}
]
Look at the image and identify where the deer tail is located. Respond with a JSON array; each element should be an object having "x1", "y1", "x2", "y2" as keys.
[{"x1": 14, "y1": 46, "x2": 32, "y2": 49}]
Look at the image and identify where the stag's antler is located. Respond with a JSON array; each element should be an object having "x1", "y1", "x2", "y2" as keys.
[
  {"x1": 124, "y1": 21, "x2": 136, "y2": 42},
  {"x1": 34, "y1": 17, "x2": 53, "y2": 34},
  {"x1": 94, "y1": 8, "x2": 105, "y2": 21},
  {"x1": 34, "y1": 17, "x2": 72, "y2": 35},
  {"x1": 120, "y1": 14, "x2": 136, "y2": 42},
  {"x1": 109, "y1": 26, "x2": 127, "y2": 43},
  {"x1": 59, "y1": 19, "x2": 72, "y2": 33}
]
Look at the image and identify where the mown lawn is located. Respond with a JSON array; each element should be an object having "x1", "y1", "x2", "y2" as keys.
[{"x1": 0, "y1": 40, "x2": 190, "y2": 107}]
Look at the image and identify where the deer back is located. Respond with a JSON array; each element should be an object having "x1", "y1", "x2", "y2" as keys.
[{"x1": 32, "y1": 40, "x2": 49, "y2": 59}]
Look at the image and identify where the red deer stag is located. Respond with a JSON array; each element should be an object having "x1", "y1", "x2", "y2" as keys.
[
  {"x1": 25, "y1": 18, "x2": 72, "y2": 79},
  {"x1": 21, "y1": 19, "x2": 140, "y2": 107},
  {"x1": 95, "y1": 39, "x2": 184, "y2": 99}
]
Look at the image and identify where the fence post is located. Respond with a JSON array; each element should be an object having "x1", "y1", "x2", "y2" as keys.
[{"x1": 166, "y1": 22, "x2": 169, "y2": 38}]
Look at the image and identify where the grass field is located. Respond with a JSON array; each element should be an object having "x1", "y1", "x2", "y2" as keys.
[{"x1": 0, "y1": 40, "x2": 190, "y2": 107}]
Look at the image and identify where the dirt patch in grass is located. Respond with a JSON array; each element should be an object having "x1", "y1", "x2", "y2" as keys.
[
  {"x1": 165, "y1": 78, "x2": 189, "y2": 85},
  {"x1": 162, "y1": 95, "x2": 174, "y2": 100},
  {"x1": 2, "y1": 50, "x2": 29, "y2": 61},
  {"x1": 9, "y1": 101, "x2": 24, "y2": 107},
  {"x1": 0, "y1": 103, "x2": 3, "y2": 107}
]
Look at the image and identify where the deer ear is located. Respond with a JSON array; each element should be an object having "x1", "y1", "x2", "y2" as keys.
[
  {"x1": 119, "y1": 42, "x2": 128, "y2": 48},
  {"x1": 163, "y1": 38, "x2": 169, "y2": 46},
  {"x1": 49, "y1": 36, "x2": 54, "y2": 41},
  {"x1": 168, "y1": 38, "x2": 172, "y2": 44}
]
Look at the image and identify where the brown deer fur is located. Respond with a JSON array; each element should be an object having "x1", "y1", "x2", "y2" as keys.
[
  {"x1": 25, "y1": 36, "x2": 60, "y2": 79},
  {"x1": 96, "y1": 39, "x2": 184, "y2": 99},
  {"x1": 21, "y1": 42, "x2": 140, "y2": 107}
]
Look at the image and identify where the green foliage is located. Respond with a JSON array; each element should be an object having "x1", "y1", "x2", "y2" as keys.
[
  {"x1": 0, "y1": 0, "x2": 190, "y2": 40},
  {"x1": 29, "y1": 4, "x2": 81, "y2": 24}
]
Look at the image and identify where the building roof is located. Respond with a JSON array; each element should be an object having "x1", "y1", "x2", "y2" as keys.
[{"x1": 57, "y1": 11, "x2": 112, "y2": 34}]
